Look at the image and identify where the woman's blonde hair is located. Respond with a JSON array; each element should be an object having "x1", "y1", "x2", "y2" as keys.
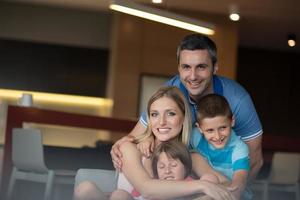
[{"x1": 135, "y1": 86, "x2": 192, "y2": 146}]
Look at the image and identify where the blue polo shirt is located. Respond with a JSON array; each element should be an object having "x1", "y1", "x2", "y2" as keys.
[{"x1": 139, "y1": 75, "x2": 263, "y2": 141}]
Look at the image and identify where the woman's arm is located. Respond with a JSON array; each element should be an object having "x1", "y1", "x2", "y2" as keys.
[
  {"x1": 191, "y1": 153, "x2": 229, "y2": 183},
  {"x1": 119, "y1": 141, "x2": 235, "y2": 200}
]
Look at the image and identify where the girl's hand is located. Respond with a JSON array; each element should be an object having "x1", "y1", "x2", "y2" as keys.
[{"x1": 136, "y1": 135, "x2": 155, "y2": 158}]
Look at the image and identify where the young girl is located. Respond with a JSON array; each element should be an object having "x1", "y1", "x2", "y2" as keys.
[{"x1": 131, "y1": 140, "x2": 219, "y2": 200}]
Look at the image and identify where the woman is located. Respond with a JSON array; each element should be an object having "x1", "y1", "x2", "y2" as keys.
[{"x1": 74, "y1": 86, "x2": 234, "y2": 200}]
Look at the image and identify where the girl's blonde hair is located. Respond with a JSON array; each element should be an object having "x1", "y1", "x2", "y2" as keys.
[{"x1": 135, "y1": 86, "x2": 192, "y2": 146}]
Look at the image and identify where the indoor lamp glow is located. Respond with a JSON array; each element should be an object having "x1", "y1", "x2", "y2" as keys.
[
  {"x1": 287, "y1": 34, "x2": 296, "y2": 47},
  {"x1": 229, "y1": 4, "x2": 240, "y2": 21},
  {"x1": 288, "y1": 39, "x2": 296, "y2": 47},
  {"x1": 109, "y1": 0, "x2": 215, "y2": 35},
  {"x1": 152, "y1": 0, "x2": 162, "y2": 4}
]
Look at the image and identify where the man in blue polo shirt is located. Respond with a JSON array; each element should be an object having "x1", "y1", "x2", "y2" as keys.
[{"x1": 111, "y1": 34, "x2": 263, "y2": 180}]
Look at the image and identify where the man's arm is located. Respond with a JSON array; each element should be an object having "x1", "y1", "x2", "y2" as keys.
[
  {"x1": 245, "y1": 135, "x2": 263, "y2": 180},
  {"x1": 129, "y1": 120, "x2": 148, "y2": 137},
  {"x1": 111, "y1": 121, "x2": 147, "y2": 169}
]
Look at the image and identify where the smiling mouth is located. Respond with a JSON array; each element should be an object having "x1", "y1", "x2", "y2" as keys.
[
  {"x1": 212, "y1": 137, "x2": 226, "y2": 145},
  {"x1": 187, "y1": 81, "x2": 201, "y2": 88},
  {"x1": 163, "y1": 176, "x2": 175, "y2": 180},
  {"x1": 157, "y1": 128, "x2": 171, "y2": 133}
]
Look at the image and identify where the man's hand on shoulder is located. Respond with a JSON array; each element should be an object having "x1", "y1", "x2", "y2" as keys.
[{"x1": 111, "y1": 121, "x2": 148, "y2": 170}]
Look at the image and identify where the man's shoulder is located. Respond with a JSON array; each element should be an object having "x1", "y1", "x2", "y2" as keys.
[
  {"x1": 165, "y1": 75, "x2": 181, "y2": 86},
  {"x1": 215, "y1": 75, "x2": 249, "y2": 109},
  {"x1": 216, "y1": 75, "x2": 247, "y2": 94}
]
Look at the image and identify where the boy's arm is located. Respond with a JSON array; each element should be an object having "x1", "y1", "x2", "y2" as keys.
[
  {"x1": 229, "y1": 170, "x2": 248, "y2": 200},
  {"x1": 191, "y1": 153, "x2": 229, "y2": 183},
  {"x1": 230, "y1": 137, "x2": 250, "y2": 199}
]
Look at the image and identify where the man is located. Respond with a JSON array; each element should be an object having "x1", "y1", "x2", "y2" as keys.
[{"x1": 111, "y1": 34, "x2": 263, "y2": 180}]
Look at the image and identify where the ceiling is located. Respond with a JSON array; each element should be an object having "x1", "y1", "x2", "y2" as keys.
[{"x1": 6, "y1": 0, "x2": 300, "y2": 52}]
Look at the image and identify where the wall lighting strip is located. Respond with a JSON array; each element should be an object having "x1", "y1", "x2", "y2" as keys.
[
  {"x1": 109, "y1": 0, "x2": 215, "y2": 35},
  {"x1": 0, "y1": 88, "x2": 113, "y2": 107}
]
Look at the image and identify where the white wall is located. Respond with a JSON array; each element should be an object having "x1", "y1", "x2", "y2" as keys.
[{"x1": 0, "y1": 2, "x2": 116, "y2": 147}]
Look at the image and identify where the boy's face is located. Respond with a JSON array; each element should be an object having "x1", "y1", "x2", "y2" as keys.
[
  {"x1": 157, "y1": 152, "x2": 186, "y2": 181},
  {"x1": 197, "y1": 116, "x2": 234, "y2": 149}
]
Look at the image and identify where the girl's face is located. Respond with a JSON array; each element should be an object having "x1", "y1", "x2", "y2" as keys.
[
  {"x1": 156, "y1": 152, "x2": 186, "y2": 180},
  {"x1": 149, "y1": 96, "x2": 184, "y2": 144}
]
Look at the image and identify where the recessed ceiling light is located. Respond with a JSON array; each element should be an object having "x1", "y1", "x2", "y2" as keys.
[
  {"x1": 152, "y1": 0, "x2": 163, "y2": 4},
  {"x1": 229, "y1": 4, "x2": 240, "y2": 21},
  {"x1": 287, "y1": 33, "x2": 296, "y2": 47}
]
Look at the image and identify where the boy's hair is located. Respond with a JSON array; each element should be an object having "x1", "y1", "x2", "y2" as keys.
[
  {"x1": 135, "y1": 86, "x2": 192, "y2": 146},
  {"x1": 196, "y1": 94, "x2": 232, "y2": 124},
  {"x1": 151, "y1": 140, "x2": 192, "y2": 179},
  {"x1": 176, "y1": 33, "x2": 217, "y2": 66}
]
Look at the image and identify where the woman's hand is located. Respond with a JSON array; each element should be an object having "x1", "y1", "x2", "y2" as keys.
[
  {"x1": 136, "y1": 135, "x2": 155, "y2": 158},
  {"x1": 110, "y1": 135, "x2": 135, "y2": 170}
]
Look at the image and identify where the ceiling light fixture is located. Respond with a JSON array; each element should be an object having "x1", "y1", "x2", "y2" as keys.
[
  {"x1": 287, "y1": 33, "x2": 296, "y2": 47},
  {"x1": 152, "y1": 0, "x2": 163, "y2": 4},
  {"x1": 229, "y1": 4, "x2": 240, "y2": 21},
  {"x1": 109, "y1": 0, "x2": 215, "y2": 35}
]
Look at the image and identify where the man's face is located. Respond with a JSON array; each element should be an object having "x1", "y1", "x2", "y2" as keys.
[{"x1": 178, "y1": 50, "x2": 216, "y2": 101}]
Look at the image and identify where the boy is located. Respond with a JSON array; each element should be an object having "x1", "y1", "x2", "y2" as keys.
[{"x1": 190, "y1": 94, "x2": 251, "y2": 200}]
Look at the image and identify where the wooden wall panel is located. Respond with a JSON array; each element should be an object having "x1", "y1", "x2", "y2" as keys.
[{"x1": 109, "y1": 12, "x2": 238, "y2": 119}]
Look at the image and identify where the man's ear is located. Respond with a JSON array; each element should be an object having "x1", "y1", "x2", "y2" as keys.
[
  {"x1": 231, "y1": 116, "x2": 236, "y2": 127},
  {"x1": 213, "y1": 63, "x2": 218, "y2": 74}
]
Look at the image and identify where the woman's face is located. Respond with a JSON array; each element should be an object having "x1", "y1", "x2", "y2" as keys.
[{"x1": 149, "y1": 96, "x2": 184, "y2": 143}]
